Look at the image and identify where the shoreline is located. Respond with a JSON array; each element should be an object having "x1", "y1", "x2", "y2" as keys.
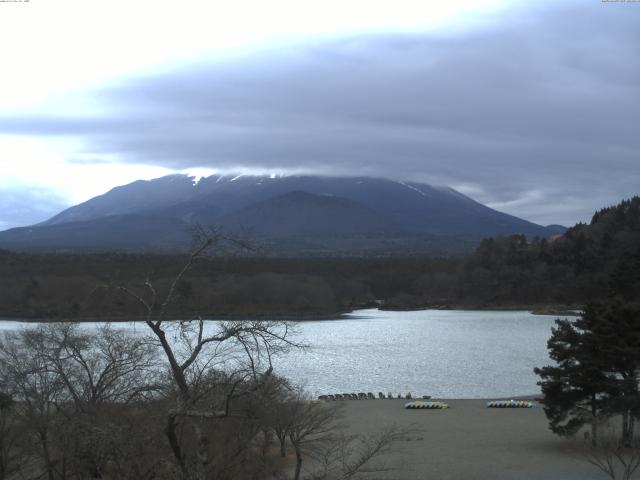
[
  {"x1": 0, "y1": 304, "x2": 581, "y2": 323},
  {"x1": 379, "y1": 304, "x2": 581, "y2": 316},
  {"x1": 0, "y1": 311, "x2": 355, "y2": 323},
  {"x1": 316, "y1": 393, "x2": 543, "y2": 402}
]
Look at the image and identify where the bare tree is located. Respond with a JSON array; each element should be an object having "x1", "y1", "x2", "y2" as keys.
[
  {"x1": 31, "y1": 323, "x2": 161, "y2": 478},
  {"x1": 114, "y1": 227, "x2": 301, "y2": 479},
  {"x1": 0, "y1": 323, "x2": 162, "y2": 480},
  {"x1": 0, "y1": 392, "x2": 21, "y2": 480},
  {"x1": 0, "y1": 331, "x2": 67, "y2": 480},
  {"x1": 270, "y1": 391, "x2": 411, "y2": 480},
  {"x1": 308, "y1": 426, "x2": 410, "y2": 480},
  {"x1": 23, "y1": 323, "x2": 160, "y2": 410},
  {"x1": 0, "y1": 226, "x2": 403, "y2": 480},
  {"x1": 287, "y1": 400, "x2": 343, "y2": 480}
]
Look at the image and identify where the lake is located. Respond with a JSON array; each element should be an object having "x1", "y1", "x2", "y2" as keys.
[
  {"x1": 277, "y1": 309, "x2": 561, "y2": 399},
  {"x1": 0, "y1": 309, "x2": 563, "y2": 398}
]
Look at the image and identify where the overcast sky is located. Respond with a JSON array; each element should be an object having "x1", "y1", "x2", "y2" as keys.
[{"x1": 0, "y1": 0, "x2": 638, "y2": 230}]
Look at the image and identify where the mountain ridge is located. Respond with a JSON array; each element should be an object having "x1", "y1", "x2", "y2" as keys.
[{"x1": 0, "y1": 174, "x2": 565, "y2": 255}]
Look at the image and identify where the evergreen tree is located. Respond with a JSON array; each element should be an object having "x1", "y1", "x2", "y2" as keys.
[
  {"x1": 535, "y1": 302, "x2": 640, "y2": 446},
  {"x1": 535, "y1": 313, "x2": 613, "y2": 445},
  {"x1": 587, "y1": 302, "x2": 640, "y2": 446},
  {"x1": 609, "y1": 249, "x2": 640, "y2": 303}
]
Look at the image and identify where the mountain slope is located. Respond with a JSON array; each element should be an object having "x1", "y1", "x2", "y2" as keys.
[
  {"x1": 42, "y1": 174, "x2": 553, "y2": 235},
  {"x1": 217, "y1": 191, "x2": 401, "y2": 238},
  {"x1": 42, "y1": 174, "x2": 196, "y2": 226},
  {"x1": 0, "y1": 174, "x2": 558, "y2": 254},
  {"x1": 0, "y1": 214, "x2": 190, "y2": 251}
]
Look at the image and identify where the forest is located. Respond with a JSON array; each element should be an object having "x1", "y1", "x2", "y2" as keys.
[{"x1": 0, "y1": 196, "x2": 638, "y2": 320}]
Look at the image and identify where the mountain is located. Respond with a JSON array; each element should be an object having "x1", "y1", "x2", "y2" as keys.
[
  {"x1": 217, "y1": 191, "x2": 401, "y2": 238},
  {"x1": 0, "y1": 174, "x2": 559, "y2": 255},
  {"x1": 42, "y1": 175, "x2": 197, "y2": 225}
]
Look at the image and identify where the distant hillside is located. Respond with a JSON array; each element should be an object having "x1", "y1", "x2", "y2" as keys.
[
  {"x1": 385, "y1": 196, "x2": 640, "y2": 309},
  {"x1": 0, "y1": 174, "x2": 560, "y2": 255}
]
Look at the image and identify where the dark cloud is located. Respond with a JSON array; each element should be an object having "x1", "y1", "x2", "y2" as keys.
[{"x1": 1, "y1": 0, "x2": 638, "y2": 225}]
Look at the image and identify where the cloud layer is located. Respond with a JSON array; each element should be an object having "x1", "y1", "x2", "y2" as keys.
[
  {"x1": 0, "y1": 185, "x2": 69, "y2": 232},
  {"x1": 1, "y1": 0, "x2": 638, "y2": 227}
]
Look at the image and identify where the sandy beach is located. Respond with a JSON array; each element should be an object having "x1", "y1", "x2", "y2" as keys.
[{"x1": 338, "y1": 398, "x2": 605, "y2": 480}]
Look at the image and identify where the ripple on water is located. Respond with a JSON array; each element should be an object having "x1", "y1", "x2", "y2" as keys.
[{"x1": 276, "y1": 309, "x2": 559, "y2": 398}]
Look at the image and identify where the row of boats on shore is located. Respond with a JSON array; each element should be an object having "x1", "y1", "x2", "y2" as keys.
[
  {"x1": 317, "y1": 393, "x2": 536, "y2": 409},
  {"x1": 405, "y1": 399, "x2": 535, "y2": 409},
  {"x1": 318, "y1": 392, "x2": 430, "y2": 401}
]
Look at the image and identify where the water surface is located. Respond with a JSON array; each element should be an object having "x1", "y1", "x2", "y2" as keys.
[
  {"x1": 0, "y1": 309, "x2": 562, "y2": 398},
  {"x1": 276, "y1": 309, "x2": 559, "y2": 398}
]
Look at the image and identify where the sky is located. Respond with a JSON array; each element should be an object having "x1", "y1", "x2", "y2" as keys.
[{"x1": 0, "y1": 0, "x2": 638, "y2": 230}]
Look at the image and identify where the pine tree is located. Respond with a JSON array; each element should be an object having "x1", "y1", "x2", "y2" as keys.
[
  {"x1": 587, "y1": 302, "x2": 640, "y2": 446},
  {"x1": 535, "y1": 302, "x2": 640, "y2": 446},
  {"x1": 534, "y1": 313, "x2": 613, "y2": 445}
]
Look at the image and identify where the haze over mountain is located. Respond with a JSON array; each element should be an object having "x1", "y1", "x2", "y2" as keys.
[{"x1": 0, "y1": 174, "x2": 563, "y2": 255}]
